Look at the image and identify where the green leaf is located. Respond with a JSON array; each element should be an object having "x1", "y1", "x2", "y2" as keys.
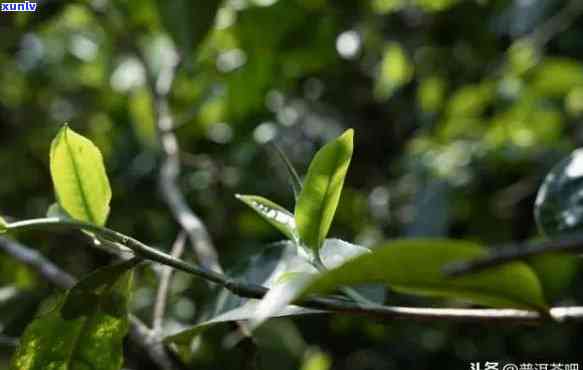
[
  {"x1": 164, "y1": 302, "x2": 322, "y2": 346},
  {"x1": 374, "y1": 42, "x2": 414, "y2": 100},
  {"x1": 295, "y1": 129, "x2": 354, "y2": 251},
  {"x1": 0, "y1": 216, "x2": 7, "y2": 234},
  {"x1": 188, "y1": 239, "x2": 383, "y2": 343},
  {"x1": 10, "y1": 259, "x2": 138, "y2": 370},
  {"x1": 250, "y1": 272, "x2": 316, "y2": 330},
  {"x1": 61, "y1": 258, "x2": 141, "y2": 320},
  {"x1": 528, "y1": 254, "x2": 579, "y2": 302},
  {"x1": 236, "y1": 194, "x2": 297, "y2": 241},
  {"x1": 301, "y1": 239, "x2": 547, "y2": 310},
  {"x1": 242, "y1": 239, "x2": 546, "y2": 323},
  {"x1": 156, "y1": 0, "x2": 221, "y2": 56},
  {"x1": 50, "y1": 124, "x2": 112, "y2": 226}
]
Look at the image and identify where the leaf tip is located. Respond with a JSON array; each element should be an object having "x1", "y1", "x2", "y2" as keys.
[{"x1": 341, "y1": 128, "x2": 354, "y2": 144}]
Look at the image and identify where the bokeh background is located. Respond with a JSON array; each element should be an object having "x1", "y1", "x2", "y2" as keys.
[{"x1": 2, "y1": 0, "x2": 583, "y2": 369}]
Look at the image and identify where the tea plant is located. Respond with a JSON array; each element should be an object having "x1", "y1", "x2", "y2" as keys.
[{"x1": 3, "y1": 123, "x2": 582, "y2": 369}]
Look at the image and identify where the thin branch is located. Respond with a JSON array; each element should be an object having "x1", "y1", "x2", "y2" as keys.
[
  {"x1": 528, "y1": 0, "x2": 583, "y2": 49},
  {"x1": 445, "y1": 235, "x2": 583, "y2": 276},
  {"x1": 0, "y1": 236, "x2": 75, "y2": 288},
  {"x1": 152, "y1": 231, "x2": 187, "y2": 333},
  {"x1": 142, "y1": 51, "x2": 222, "y2": 274},
  {"x1": 129, "y1": 317, "x2": 189, "y2": 370},
  {"x1": 6, "y1": 218, "x2": 583, "y2": 324},
  {"x1": 0, "y1": 235, "x2": 185, "y2": 370},
  {"x1": 0, "y1": 334, "x2": 18, "y2": 348},
  {"x1": 138, "y1": 46, "x2": 260, "y2": 360}
]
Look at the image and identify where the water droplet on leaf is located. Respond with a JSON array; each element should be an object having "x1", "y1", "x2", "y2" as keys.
[{"x1": 535, "y1": 149, "x2": 583, "y2": 236}]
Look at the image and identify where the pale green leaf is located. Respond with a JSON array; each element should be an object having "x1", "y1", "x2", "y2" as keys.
[
  {"x1": 236, "y1": 194, "x2": 297, "y2": 241},
  {"x1": 248, "y1": 239, "x2": 383, "y2": 330},
  {"x1": 180, "y1": 239, "x2": 382, "y2": 343},
  {"x1": 295, "y1": 130, "x2": 354, "y2": 251},
  {"x1": 249, "y1": 272, "x2": 315, "y2": 330},
  {"x1": 10, "y1": 259, "x2": 138, "y2": 370},
  {"x1": 50, "y1": 124, "x2": 112, "y2": 226}
]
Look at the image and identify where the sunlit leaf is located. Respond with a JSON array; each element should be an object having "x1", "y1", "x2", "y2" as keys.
[
  {"x1": 193, "y1": 239, "x2": 383, "y2": 341},
  {"x1": 49, "y1": 124, "x2": 112, "y2": 226},
  {"x1": 535, "y1": 149, "x2": 583, "y2": 237},
  {"x1": 301, "y1": 239, "x2": 546, "y2": 310},
  {"x1": 248, "y1": 239, "x2": 383, "y2": 329},
  {"x1": 374, "y1": 42, "x2": 413, "y2": 100},
  {"x1": 236, "y1": 194, "x2": 297, "y2": 241},
  {"x1": 507, "y1": 39, "x2": 538, "y2": 75},
  {"x1": 0, "y1": 216, "x2": 7, "y2": 234},
  {"x1": 301, "y1": 350, "x2": 332, "y2": 370},
  {"x1": 295, "y1": 130, "x2": 354, "y2": 251},
  {"x1": 10, "y1": 259, "x2": 138, "y2": 370},
  {"x1": 418, "y1": 76, "x2": 446, "y2": 113},
  {"x1": 249, "y1": 272, "x2": 315, "y2": 330},
  {"x1": 531, "y1": 58, "x2": 583, "y2": 96},
  {"x1": 244, "y1": 239, "x2": 546, "y2": 320}
]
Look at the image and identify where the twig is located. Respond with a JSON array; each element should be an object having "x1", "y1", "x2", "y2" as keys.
[
  {"x1": 143, "y1": 51, "x2": 222, "y2": 274},
  {"x1": 129, "y1": 317, "x2": 189, "y2": 370},
  {"x1": 0, "y1": 236, "x2": 75, "y2": 288},
  {"x1": 142, "y1": 51, "x2": 257, "y2": 356},
  {"x1": 6, "y1": 218, "x2": 583, "y2": 324},
  {"x1": 528, "y1": 0, "x2": 583, "y2": 49},
  {"x1": 0, "y1": 335, "x2": 18, "y2": 348},
  {"x1": 152, "y1": 231, "x2": 187, "y2": 333},
  {"x1": 445, "y1": 235, "x2": 583, "y2": 276},
  {"x1": 0, "y1": 236, "x2": 185, "y2": 370}
]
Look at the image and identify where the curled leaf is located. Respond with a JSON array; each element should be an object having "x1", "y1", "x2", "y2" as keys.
[{"x1": 236, "y1": 194, "x2": 297, "y2": 241}]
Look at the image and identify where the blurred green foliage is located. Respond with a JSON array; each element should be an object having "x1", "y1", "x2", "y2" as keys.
[{"x1": 2, "y1": 0, "x2": 583, "y2": 369}]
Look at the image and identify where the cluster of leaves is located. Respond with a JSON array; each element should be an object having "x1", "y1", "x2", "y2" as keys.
[
  {"x1": 3, "y1": 0, "x2": 583, "y2": 368},
  {"x1": 6, "y1": 125, "x2": 574, "y2": 369}
]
